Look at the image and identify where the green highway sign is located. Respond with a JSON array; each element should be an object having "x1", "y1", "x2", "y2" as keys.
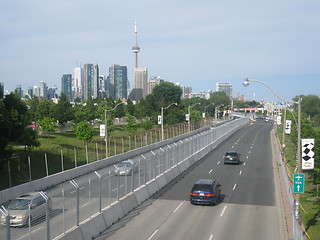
[{"x1": 293, "y1": 174, "x2": 305, "y2": 193}]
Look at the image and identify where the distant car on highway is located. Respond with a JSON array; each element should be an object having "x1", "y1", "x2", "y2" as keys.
[
  {"x1": 114, "y1": 159, "x2": 138, "y2": 176},
  {"x1": 0, "y1": 192, "x2": 52, "y2": 227},
  {"x1": 223, "y1": 150, "x2": 241, "y2": 164},
  {"x1": 190, "y1": 179, "x2": 221, "y2": 205}
]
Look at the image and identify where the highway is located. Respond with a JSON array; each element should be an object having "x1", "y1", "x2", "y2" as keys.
[{"x1": 95, "y1": 120, "x2": 287, "y2": 240}]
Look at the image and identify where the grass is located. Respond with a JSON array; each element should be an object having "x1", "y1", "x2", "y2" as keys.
[{"x1": 277, "y1": 126, "x2": 320, "y2": 240}]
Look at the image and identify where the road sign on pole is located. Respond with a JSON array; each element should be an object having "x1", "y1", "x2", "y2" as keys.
[{"x1": 293, "y1": 173, "x2": 305, "y2": 193}]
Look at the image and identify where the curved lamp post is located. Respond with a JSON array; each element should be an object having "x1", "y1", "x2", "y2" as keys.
[
  {"x1": 105, "y1": 102, "x2": 126, "y2": 158},
  {"x1": 161, "y1": 102, "x2": 177, "y2": 141},
  {"x1": 243, "y1": 77, "x2": 301, "y2": 221},
  {"x1": 215, "y1": 104, "x2": 224, "y2": 122},
  {"x1": 203, "y1": 103, "x2": 214, "y2": 126},
  {"x1": 188, "y1": 103, "x2": 200, "y2": 132}
]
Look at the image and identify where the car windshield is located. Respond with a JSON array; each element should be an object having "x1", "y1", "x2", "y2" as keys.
[
  {"x1": 226, "y1": 152, "x2": 237, "y2": 157},
  {"x1": 116, "y1": 162, "x2": 132, "y2": 168},
  {"x1": 7, "y1": 199, "x2": 30, "y2": 210},
  {"x1": 192, "y1": 184, "x2": 211, "y2": 193}
]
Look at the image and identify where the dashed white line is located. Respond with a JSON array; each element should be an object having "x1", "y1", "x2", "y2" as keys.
[
  {"x1": 17, "y1": 227, "x2": 43, "y2": 240},
  {"x1": 248, "y1": 150, "x2": 251, "y2": 154},
  {"x1": 246, "y1": 156, "x2": 249, "y2": 159},
  {"x1": 209, "y1": 169, "x2": 213, "y2": 174},
  {"x1": 232, "y1": 184, "x2": 237, "y2": 190},
  {"x1": 173, "y1": 201, "x2": 184, "y2": 213},
  {"x1": 147, "y1": 229, "x2": 158, "y2": 240},
  {"x1": 209, "y1": 234, "x2": 214, "y2": 240},
  {"x1": 70, "y1": 186, "x2": 85, "y2": 194},
  {"x1": 243, "y1": 162, "x2": 246, "y2": 166},
  {"x1": 239, "y1": 170, "x2": 242, "y2": 175},
  {"x1": 220, "y1": 205, "x2": 227, "y2": 217},
  {"x1": 217, "y1": 161, "x2": 220, "y2": 165}
]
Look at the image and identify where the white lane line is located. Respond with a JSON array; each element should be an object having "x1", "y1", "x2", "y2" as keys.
[
  {"x1": 231, "y1": 145, "x2": 234, "y2": 148},
  {"x1": 147, "y1": 229, "x2": 158, "y2": 240},
  {"x1": 209, "y1": 234, "x2": 214, "y2": 240},
  {"x1": 239, "y1": 170, "x2": 242, "y2": 175},
  {"x1": 250, "y1": 146, "x2": 253, "y2": 149},
  {"x1": 248, "y1": 150, "x2": 251, "y2": 154},
  {"x1": 243, "y1": 162, "x2": 246, "y2": 166},
  {"x1": 173, "y1": 201, "x2": 184, "y2": 213},
  {"x1": 70, "y1": 187, "x2": 85, "y2": 194},
  {"x1": 246, "y1": 156, "x2": 249, "y2": 159},
  {"x1": 232, "y1": 184, "x2": 237, "y2": 190},
  {"x1": 217, "y1": 161, "x2": 220, "y2": 165},
  {"x1": 81, "y1": 202, "x2": 89, "y2": 208},
  {"x1": 220, "y1": 205, "x2": 227, "y2": 217},
  {"x1": 112, "y1": 184, "x2": 124, "y2": 192},
  {"x1": 17, "y1": 227, "x2": 43, "y2": 240},
  {"x1": 209, "y1": 169, "x2": 213, "y2": 174}
]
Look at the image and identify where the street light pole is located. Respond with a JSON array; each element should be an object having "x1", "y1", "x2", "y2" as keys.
[
  {"x1": 203, "y1": 103, "x2": 214, "y2": 126},
  {"x1": 243, "y1": 77, "x2": 302, "y2": 220},
  {"x1": 105, "y1": 102, "x2": 126, "y2": 158},
  {"x1": 188, "y1": 103, "x2": 200, "y2": 132},
  {"x1": 161, "y1": 102, "x2": 177, "y2": 141}
]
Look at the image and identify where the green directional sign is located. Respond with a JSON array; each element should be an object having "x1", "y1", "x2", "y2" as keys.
[{"x1": 293, "y1": 174, "x2": 305, "y2": 193}]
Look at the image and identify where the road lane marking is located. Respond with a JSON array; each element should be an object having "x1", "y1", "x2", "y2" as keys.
[
  {"x1": 239, "y1": 170, "x2": 242, "y2": 175},
  {"x1": 17, "y1": 227, "x2": 43, "y2": 240},
  {"x1": 209, "y1": 169, "x2": 213, "y2": 174},
  {"x1": 244, "y1": 162, "x2": 246, "y2": 166},
  {"x1": 217, "y1": 161, "x2": 220, "y2": 165},
  {"x1": 248, "y1": 150, "x2": 251, "y2": 154},
  {"x1": 209, "y1": 234, "x2": 213, "y2": 240},
  {"x1": 70, "y1": 186, "x2": 85, "y2": 194},
  {"x1": 231, "y1": 145, "x2": 234, "y2": 148},
  {"x1": 220, "y1": 206, "x2": 227, "y2": 217},
  {"x1": 147, "y1": 229, "x2": 158, "y2": 240},
  {"x1": 173, "y1": 201, "x2": 184, "y2": 213},
  {"x1": 232, "y1": 184, "x2": 237, "y2": 190},
  {"x1": 246, "y1": 156, "x2": 249, "y2": 159}
]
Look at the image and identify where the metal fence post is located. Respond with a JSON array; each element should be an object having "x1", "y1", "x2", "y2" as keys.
[
  {"x1": 45, "y1": 153, "x2": 49, "y2": 176},
  {"x1": 88, "y1": 178, "x2": 91, "y2": 218},
  {"x1": 62, "y1": 189, "x2": 65, "y2": 234},
  {"x1": 39, "y1": 191, "x2": 50, "y2": 240},
  {"x1": 94, "y1": 171, "x2": 102, "y2": 212},
  {"x1": 28, "y1": 156, "x2": 32, "y2": 182},
  {"x1": 0, "y1": 206, "x2": 10, "y2": 240},
  {"x1": 141, "y1": 154, "x2": 146, "y2": 184},
  {"x1": 61, "y1": 150, "x2": 64, "y2": 172},
  {"x1": 70, "y1": 180, "x2": 79, "y2": 226}
]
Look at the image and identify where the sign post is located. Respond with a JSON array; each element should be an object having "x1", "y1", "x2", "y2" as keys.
[{"x1": 293, "y1": 174, "x2": 305, "y2": 193}]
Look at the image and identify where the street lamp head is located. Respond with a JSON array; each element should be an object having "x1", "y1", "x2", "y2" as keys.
[{"x1": 243, "y1": 77, "x2": 250, "y2": 87}]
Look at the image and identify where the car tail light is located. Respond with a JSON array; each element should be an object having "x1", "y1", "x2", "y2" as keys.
[
  {"x1": 236, "y1": 158, "x2": 239, "y2": 160},
  {"x1": 204, "y1": 193, "x2": 215, "y2": 196},
  {"x1": 190, "y1": 192, "x2": 200, "y2": 196},
  {"x1": 223, "y1": 157, "x2": 226, "y2": 160}
]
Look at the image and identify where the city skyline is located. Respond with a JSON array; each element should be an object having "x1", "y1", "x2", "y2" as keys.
[{"x1": 1, "y1": 0, "x2": 319, "y2": 102}]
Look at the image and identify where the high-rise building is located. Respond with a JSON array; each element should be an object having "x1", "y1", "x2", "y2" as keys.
[
  {"x1": 148, "y1": 76, "x2": 164, "y2": 95},
  {"x1": 73, "y1": 67, "x2": 83, "y2": 100},
  {"x1": 83, "y1": 64, "x2": 99, "y2": 100},
  {"x1": 48, "y1": 85, "x2": 58, "y2": 99},
  {"x1": 134, "y1": 68, "x2": 148, "y2": 99},
  {"x1": 15, "y1": 84, "x2": 23, "y2": 98},
  {"x1": 27, "y1": 87, "x2": 33, "y2": 98},
  {"x1": 61, "y1": 74, "x2": 72, "y2": 100},
  {"x1": 39, "y1": 81, "x2": 48, "y2": 99},
  {"x1": 216, "y1": 82, "x2": 232, "y2": 101},
  {"x1": 109, "y1": 64, "x2": 128, "y2": 99},
  {"x1": 33, "y1": 85, "x2": 40, "y2": 98}
]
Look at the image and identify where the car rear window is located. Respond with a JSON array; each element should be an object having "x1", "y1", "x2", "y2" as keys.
[
  {"x1": 226, "y1": 152, "x2": 237, "y2": 157},
  {"x1": 192, "y1": 184, "x2": 211, "y2": 192}
]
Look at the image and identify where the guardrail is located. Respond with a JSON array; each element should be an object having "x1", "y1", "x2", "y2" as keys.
[{"x1": 0, "y1": 117, "x2": 248, "y2": 240}]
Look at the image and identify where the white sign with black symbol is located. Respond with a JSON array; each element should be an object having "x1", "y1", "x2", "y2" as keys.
[
  {"x1": 186, "y1": 114, "x2": 189, "y2": 122},
  {"x1": 158, "y1": 115, "x2": 162, "y2": 125},
  {"x1": 302, "y1": 138, "x2": 315, "y2": 170},
  {"x1": 100, "y1": 124, "x2": 105, "y2": 137},
  {"x1": 277, "y1": 116, "x2": 282, "y2": 125},
  {"x1": 285, "y1": 120, "x2": 292, "y2": 134}
]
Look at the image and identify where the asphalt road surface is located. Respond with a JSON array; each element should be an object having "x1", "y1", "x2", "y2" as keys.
[{"x1": 95, "y1": 120, "x2": 287, "y2": 240}]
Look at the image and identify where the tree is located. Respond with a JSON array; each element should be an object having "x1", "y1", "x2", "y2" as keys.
[
  {"x1": 53, "y1": 92, "x2": 74, "y2": 124},
  {"x1": 18, "y1": 127, "x2": 41, "y2": 150},
  {"x1": 0, "y1": 93, "x2": 28, "y2": 156},
  {"x1": 124, "y1": 114, "x2": 137, "y2": 133},
  {"x1": 209, "y1": 91, "x2": 231, "y2": 107},
  {"x1": 76, "y1": 122, "x2": 94, "y2": 141},
  {"x1": 152, "y1": 82, "x2": 182, "y2": 106},
  {"x1": 35, "y1": 98, "x2": 55, "y2": 121},
  {"x1": 37, "y1": 117, "x2": 58, "y2": 134}
]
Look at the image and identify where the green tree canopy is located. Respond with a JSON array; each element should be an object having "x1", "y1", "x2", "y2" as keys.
[
  {"x1": 17, "y1": 127, "x2": 41, "y2": 150},
  {"x1": 76, "y1": 122, "x2": 94, "y2": 141},
  {"x1": 53, "y1": 92, "x2": 74, "y2": 124}
]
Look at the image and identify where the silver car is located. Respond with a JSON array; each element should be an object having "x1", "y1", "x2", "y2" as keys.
[
  {"x1": 114, "y1": 160, "x2": 138, "y2": 176},
  {"x1": 0, "y1": 192, "x2": 52, "y2": 227}
]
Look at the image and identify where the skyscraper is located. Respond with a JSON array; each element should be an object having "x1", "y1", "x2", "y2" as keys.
[
  {"x1": 61, "y1": 74, "x2": 72, "y2": 100},
  {"x1": 83, "y1": 64, "x2": 99, "y2": 100},
  {"x1": 216, "y1": 82, "x2": 232, "y2": 101},
  {"x1": 73, "y1": 67, "x2": 83, "y2": 100},
  {"x1": 39, "y1": 81, "x2": 47, "y2": 99},
  {"x1": 148, "y1": 76, "x2": 164, "y2": 95},
  {"x1": 109, "y1": 64, "x2": 128, "y2": 99}
]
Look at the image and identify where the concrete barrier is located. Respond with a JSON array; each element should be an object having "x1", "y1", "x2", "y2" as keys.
[
  {"x1": 156, "y1": 174, "x2": 168, "y2": 189},
  {"x1": 55, "y1": 226, "x2": 84, "y2": 240},
  {"x1": 146, "y1": 179, "x2": 160, "y2": 196},
  {"x1": 80, "y1": 213, "x2": 107, "y2": 240},
  {"x1": 134, "y1": 185, "x2": 150, "y2": 205},
  {"x1": 119, "y1": 192, "x2": 139, "y2": 216},
  {"x1": 102, "y1": 201, "x2": 124, "y2": 228}
]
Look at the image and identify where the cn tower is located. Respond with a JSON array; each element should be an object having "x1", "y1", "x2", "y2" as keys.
[{"x1": 132, "y1": 20, "x2": 140, "y2": 68}]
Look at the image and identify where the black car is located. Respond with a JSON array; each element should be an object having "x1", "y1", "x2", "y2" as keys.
[
  {"x1": 190, "y1": 179, "x2": 221, "y2": 205},
  {"x1": 223, "y1": 150, "x2": 240, "y2": 164}
]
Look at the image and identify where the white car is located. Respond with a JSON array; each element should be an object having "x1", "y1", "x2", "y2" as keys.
[{"x1": 114, "y1": 159, "x2": 138, "y2": 176}]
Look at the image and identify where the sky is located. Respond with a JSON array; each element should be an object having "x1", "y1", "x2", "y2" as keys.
[{"x1": 1, "y1": 0, "x2": 319, "y2": 102}]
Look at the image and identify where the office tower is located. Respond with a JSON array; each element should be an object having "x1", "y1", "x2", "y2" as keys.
[
  {"x1": 15, "y1": 84, "x2": 23, "y2": 98},
  {"x1": 33, "y1": 85, "x2": 40, "y2": 97},
  {"x1": 61, "y1": 74, "x2": 72, "y2": 100},
  {"x1": 48, "y1": 85, "x2": 58, "y2": 99},
  {"x1": 83, "y1": 64, "x2": 99, "y2": 100},
  {"x1": 216, "y1": 82, "x2": 233, "y2": 101},
  {"x1": 73, "y1": 67, "x2": 83, "y2": 100},
  {"x1": 27, "y1": 87, "x2": 33, "y2": 98},
  {"x1": 39, "y1": 81, "x2": 48, "y2": 99},
  {"x1": 134, "y1": 68, "x2": 148, "y2": 99},
  {"x1": 109, "y1": 64, "x2": 128, "y2": 99},
  {"x1": 148, "y1": 76, "x2": 164, "y2": 95}
]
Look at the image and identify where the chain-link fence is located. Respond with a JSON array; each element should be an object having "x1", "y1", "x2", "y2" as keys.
[{"x1": 0, "y1": 118, "x2": 245, "y2": 240}]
